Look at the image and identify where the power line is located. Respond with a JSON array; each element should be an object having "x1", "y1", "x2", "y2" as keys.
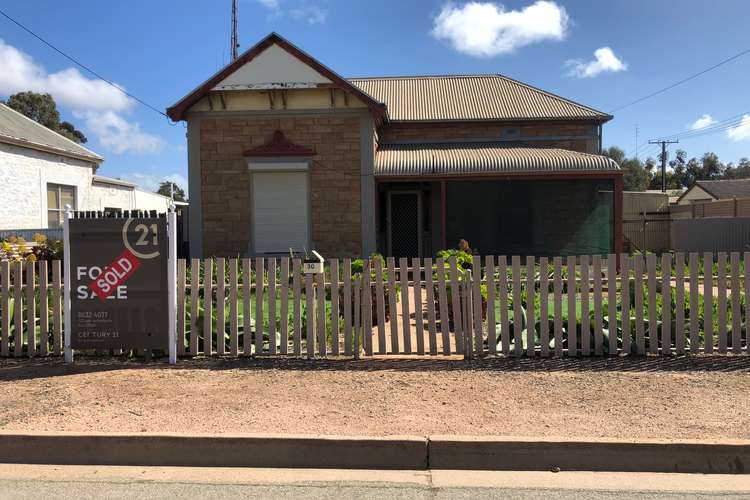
[
  {"x1": 632, "y1": 111, "x2": 750, "y2": 153},
  {"x1": 658, "y1": 112, "x2": 749, "y2": 141},
  {"x1": 639, "y1": 144, "x2": 661, "y2": 158},
  {"x1": 609, "y1": 46, "x2": 750, "y2": 113},
  {"x1": 0, "y1": 8, "x2": 169, "y2": 120}
]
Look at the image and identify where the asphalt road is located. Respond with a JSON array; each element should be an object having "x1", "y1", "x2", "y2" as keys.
[
  {"x1": 2, "y1": 480, "x2": 749, "y2": 499},
  {"x1": 1, "y1": 466, "x2": 749, "y2": 500}
]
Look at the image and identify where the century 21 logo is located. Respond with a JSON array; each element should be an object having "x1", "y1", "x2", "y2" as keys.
[{"x1": 124, "y1": 220, "x2": 160, "y2": 259}]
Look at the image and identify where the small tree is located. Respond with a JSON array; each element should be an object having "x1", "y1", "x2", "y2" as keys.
[
  {"x1": 156, "y1": 181, "x2": 187, "y2": 202},
  {"x1": 603, "y1": 146, "x2": 650, "y2": 191}
]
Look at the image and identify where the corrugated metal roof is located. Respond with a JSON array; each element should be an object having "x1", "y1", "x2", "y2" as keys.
[
  {"x1": 93, "y1": 175, "x2": 136, "y2": 188},
  {"x1": 375, "y1": 143, "x2": 620, "y2": 176},
  {"x1": 694, "y1": 179, "x2": 750, "y2": 200},
  {"x1": 0, "y1": 103, "x2": 102, "y2": 162},
  {"x1": 349, "y1": 75, "x2": 611, "y2": 122}
]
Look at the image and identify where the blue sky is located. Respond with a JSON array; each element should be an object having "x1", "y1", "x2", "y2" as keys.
[{"x1": 1, "y1": 0, "x2": 749, "y2": 195}]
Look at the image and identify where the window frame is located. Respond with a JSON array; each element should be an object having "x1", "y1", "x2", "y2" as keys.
[{"x1": 46, "y1": 183, "x2": 77, "y2": 229}]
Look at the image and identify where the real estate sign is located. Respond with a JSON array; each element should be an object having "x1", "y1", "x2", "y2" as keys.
[{"x1": 69, "y1": 216, "x2": 169, "y2": 350}]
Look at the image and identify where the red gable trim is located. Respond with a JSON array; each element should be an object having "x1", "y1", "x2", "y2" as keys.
[
  {"x1": 166, "y1": 32, "x2": 386, "y2": 122},
  {"x1": 243, "y1": 130, "x2": 315, "y2": 157}
]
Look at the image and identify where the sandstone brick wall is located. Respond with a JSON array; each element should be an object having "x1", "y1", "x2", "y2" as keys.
[
  {"x1": 378, "y1": 120, "x2": 600, "y2": 153},
  {"x1": 199, "y1": 115, "x2": 362, "y2": 257}
]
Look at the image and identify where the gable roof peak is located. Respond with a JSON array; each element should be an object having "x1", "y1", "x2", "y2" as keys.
[{"x1": 166, "y1": 32, "x2": 385, "y2": 121}]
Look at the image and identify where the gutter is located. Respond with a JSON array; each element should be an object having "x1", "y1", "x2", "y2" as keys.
[{"x1": 0, "y1": 134, "x2": 103, "y2": 165}]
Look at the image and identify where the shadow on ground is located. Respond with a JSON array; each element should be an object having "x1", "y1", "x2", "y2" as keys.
[{"x1": 1, "y1": 354, "x2": 750, "y2": 382}]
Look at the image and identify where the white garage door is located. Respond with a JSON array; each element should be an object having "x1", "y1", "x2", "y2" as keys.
[{"x1": 252, "y1": 171, "x2": 309, "y2": 254}]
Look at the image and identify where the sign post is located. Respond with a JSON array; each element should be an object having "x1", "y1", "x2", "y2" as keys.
[
  {"x1": 63, "y1": 205, "x2": 73, "y2": 363},
  {"x1": 167, "y1": 207, "x2": 177, "y2": 365},
  {"x1": 303, "y1": 251, "x2": 324, "y2": 357},
  {"x1": 63, "y1": 210, "x2": 174, "y2": 362}
]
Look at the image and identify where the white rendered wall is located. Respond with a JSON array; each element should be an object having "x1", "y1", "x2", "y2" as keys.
[
  {"x1": 0, "y1": 142, "x2": 95, "y2": 230},
  {"x1": 90, "y1": 182, "x2": 135, "y2": 211},
  {"x1": 134, "y1": 190, "x2": 171, "y2": 212}
]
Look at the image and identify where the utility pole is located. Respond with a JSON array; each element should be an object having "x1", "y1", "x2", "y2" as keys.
[
  {"x1": 648, "y1": 139, "x2": 678, "y2": 192},
  {"x1": 231, "y1": 0, "x2": 239, "y2": 62}
]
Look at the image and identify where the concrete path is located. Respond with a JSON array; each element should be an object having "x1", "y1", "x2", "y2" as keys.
[
  {"x1": 369, "y1": 284, "x2": 458, "y2": 354},
  {"x1": 1, "y1": 465, "x2": 749, "y2": 499}
]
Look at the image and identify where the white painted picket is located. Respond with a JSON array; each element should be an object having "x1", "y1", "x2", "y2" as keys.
[{"x1": 1, "y1": 253, "x2": 749, "y2": 358}]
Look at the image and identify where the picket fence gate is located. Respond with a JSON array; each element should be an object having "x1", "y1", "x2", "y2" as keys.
[{"x1": 1, "y1": 253, "x2": 750, "y2": 358}]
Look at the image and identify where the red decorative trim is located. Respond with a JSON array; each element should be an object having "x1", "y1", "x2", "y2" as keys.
[
  {"x1": 166, "y1": 32, "x2": 386, "y2": 121},
  {"x1": 243, "y1": 130, "x2": 315, "y2": 157}
]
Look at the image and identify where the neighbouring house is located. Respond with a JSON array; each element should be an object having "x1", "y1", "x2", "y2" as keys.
[
  {"x1": 0, "y1": 102, "x2": 172, "y2": 233},
  {"x1": 677, "y1": 179, "x2": 750, "y2": 205},
  {"x1": 644, "y1": 188, "x2": 684, "y2": 205},
  {"x1": 167, "y1": 32, "x2": 622, "y2": 259}
]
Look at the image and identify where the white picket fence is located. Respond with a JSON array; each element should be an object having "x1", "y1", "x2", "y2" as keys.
[{"x1": 1, "y1": 253, "x2": 749, "y2": 358}]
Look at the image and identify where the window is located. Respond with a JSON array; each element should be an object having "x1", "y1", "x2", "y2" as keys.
[{"x1": 47, "y1": 183, "x2": 76, "y2": 228}]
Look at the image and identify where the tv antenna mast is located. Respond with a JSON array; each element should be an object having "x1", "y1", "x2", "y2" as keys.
[{"x1": 231, "y1": 0, "x2": 239, "y2": 61}]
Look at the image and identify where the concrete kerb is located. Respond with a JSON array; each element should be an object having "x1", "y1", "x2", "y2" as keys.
[
  {"x1": 0, "y1": 432, "x2": 749, "y2": 474},
  {"x1": 0, "y1": 433, "x2": 428, "y2": 470},
  {"x1": 428, "y1": 436, "x2": 750, "y2": 474}
]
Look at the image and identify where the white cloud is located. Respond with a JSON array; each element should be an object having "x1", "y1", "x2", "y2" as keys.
[
  {"x1": 727, "y1": 115, "x2": 750, "y2": 142},
  {"x1": 430, "y1": 1, "x2": 569, "y2": 57},
  {"x1": 256, "y1": 0, "x2": 327, "y2": 24},
  {"x1": 689, "y1": 114, "x2": 717, "y2": 130},
  {"x1": 118, "y1": 172, "x2": 189, "y2": 195},
  {"x1": 0, "y1": 39, "x2": 164, "y2": 155},
  {"x1": 257, "y1": 0, "x2": 281, "y2": 9},
  {"x1": 75, "y1": 111, "x2": 165, "y2": 154},
  {"x1": 0, "y1": 39, "x2": 132, "y2": 112},
  {"x1": 289, "y1": 5, "x2": 328, "y2": 24},
  {"x1": 566, "y1": 47, "x2": 627, "y2": 78}
]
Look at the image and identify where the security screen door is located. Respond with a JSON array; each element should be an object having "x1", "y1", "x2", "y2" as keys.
[{"x1": 387, "y1": 191, "x2": 422, "y2": 257}]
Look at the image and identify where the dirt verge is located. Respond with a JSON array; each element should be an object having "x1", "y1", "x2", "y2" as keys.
[{"x1": 1, "y1": 357, "x2": 748, "y2": 439}]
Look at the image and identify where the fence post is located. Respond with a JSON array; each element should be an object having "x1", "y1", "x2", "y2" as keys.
[
  {"x1": 462, "y1": 272, "x2": 473, "y2": 359},
  {"x1": 25, "y1": 261, "x2": 36, "y2": 357},
  {"x1": 353, "y1": 279, "x2": 361, "y2": 359},
  {"x1": 13, "y1": 261, "x2": 22, "y2": 357},
  {"x1": 1, "y1": 260, "x2": 9, "y2": 357}
]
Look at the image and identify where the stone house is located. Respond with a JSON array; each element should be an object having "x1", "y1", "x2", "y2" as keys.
[
  {"x1": 168, "y1": 32, "x2": 622, "y2": 258},
  {"x1": 0, "y1": 102, "x2": 171, "y2": 234}
]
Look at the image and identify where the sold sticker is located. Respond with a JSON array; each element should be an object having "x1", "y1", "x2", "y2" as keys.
[{"x1": 88, "y1": 249, "x2": 141, "y2": 301}]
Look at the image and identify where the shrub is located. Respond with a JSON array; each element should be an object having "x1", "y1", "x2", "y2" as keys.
[{"x1": 0, "y1": 234, "x2": 63, "y2": 262}]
